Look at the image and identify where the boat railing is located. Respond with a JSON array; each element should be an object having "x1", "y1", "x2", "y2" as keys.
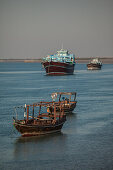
[
  {"x1": 43, "y1": 56, "x2": 75, "y2": 64},
  {"x1": 14, "y1": 101, "x2": 66, "y2": 124}
]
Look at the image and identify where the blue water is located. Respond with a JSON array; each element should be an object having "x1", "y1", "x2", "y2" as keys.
[{"x1": 0, "y1": 62, "x2": 113, "y2": 170}]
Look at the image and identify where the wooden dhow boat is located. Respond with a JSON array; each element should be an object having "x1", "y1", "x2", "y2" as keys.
[
  {"x1": 13, "y1": 102, "x2": 66, "y2": 137},
  {"x1": 48, "y1": 92, "x2": 77, "y2": 113}
]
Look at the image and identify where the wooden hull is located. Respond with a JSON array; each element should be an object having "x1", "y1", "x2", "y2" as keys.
[
  {"x1": 63, "y1": 103, "x2": 77, "y2": 112},
  {"x1": 87, "y1": 63, "x2": 102, "y2": 70},
  {"x1": 13, "y1": 119, "x2": 66, "y2": 137},
  {"x1": 42, "y1": 61, "x2": 75, "y2": 75},
  {"x1": 56, "y1": 102, "x2": 77, "y2": 113}
]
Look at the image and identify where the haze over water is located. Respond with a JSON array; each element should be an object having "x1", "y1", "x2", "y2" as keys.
[{"x1": 0, "y1": 62, "x2": 113, "y2": 170}]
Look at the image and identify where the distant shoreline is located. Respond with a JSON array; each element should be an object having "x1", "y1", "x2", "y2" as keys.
[{"x1": 0, "y1": 58, "x2": 113, "y2": 64}]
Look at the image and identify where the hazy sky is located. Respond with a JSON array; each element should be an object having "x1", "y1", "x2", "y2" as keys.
[{"x1": 0, "y1": 0, "x2": 113, "y2": 59}]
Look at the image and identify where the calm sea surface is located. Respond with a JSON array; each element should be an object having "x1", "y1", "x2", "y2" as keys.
[{"x1": 0, "y1": 62, "x2": 113, "y2": 170}]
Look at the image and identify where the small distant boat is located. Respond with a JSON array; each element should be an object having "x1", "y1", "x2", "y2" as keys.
[
  {"x1": 13, "y1": 102, "x2": 66, "y2": 137},
  {"x1": 87, "y1": 58, "x2": 102, "y2": 70},
  {"x1": 42, "y1": 48, "x2": 76, "y2": 75},
  {"x1": 49, "y1": 92, "x2": 77, "y2": 113}
]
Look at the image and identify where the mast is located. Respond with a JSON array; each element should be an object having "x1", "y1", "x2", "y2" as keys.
[
  {"x1": 26, "y1": 105, "x2": 29, "y2": 122},
  {"x1": 61, "y1": 43, "x2": 64, "y2": 50},
  {"x1": 32, "y1": 104, "x2": 34, "y2": 118}
]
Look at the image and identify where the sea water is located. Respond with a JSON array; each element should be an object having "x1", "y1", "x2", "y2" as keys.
[{"x1": 0, "y1": 62, "x2": 113, "y2": 170}]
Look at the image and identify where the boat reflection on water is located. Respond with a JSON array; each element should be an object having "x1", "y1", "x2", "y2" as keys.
[
  {"x1": 14, "y1": 132, "x2": 67, "y2": 159},
  {"x1": 15, "y1": 131, "x2": 64, "y2": 143}
]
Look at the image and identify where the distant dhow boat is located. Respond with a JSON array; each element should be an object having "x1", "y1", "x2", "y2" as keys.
[
  {"x1": 42, "y1": 48, "x2": 76, "y2": 75},
  {"x1": 87, "y1": 58, "x2": 102, "y2": 70}
]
